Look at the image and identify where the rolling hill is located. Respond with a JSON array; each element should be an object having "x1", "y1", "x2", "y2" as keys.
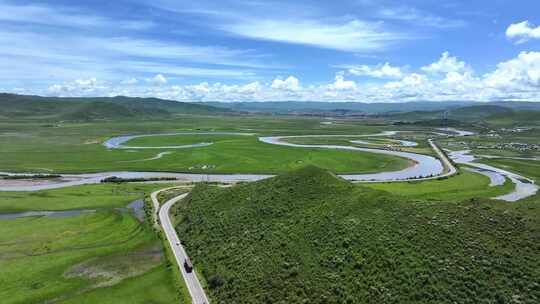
[
  {"x1": 204, "y1": 100, "x2": 540, "y2": 115},
  {"x1": 388, "y1": 104, "x2": 540, "y2": 126},
  {"x1": 203, "y1": 101, "x2": 475, "y2": 114},
  {"x1": 486, "y1": 110, "x2": 540, "y2": 126},
  {"x1": 388, "y1": 105, "x2": 513, "y2": 121},
  {"x1": 0, "y1": 93, "x2": 231, "y2": 121},
  {"x1": 174, "y1": 166, "x2": 540, "y2": 304}
]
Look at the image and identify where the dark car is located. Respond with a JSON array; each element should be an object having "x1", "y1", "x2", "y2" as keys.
[{"x1": 184, "y1": 259, "x2": 193, "y2": 273}]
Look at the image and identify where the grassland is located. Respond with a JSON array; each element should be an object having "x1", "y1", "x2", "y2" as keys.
[
  {"x1": 125, "y1": 133, "x2": 241, "y2": 146},
  {"x1": 365, "y1": 169, "x2": 514, "y2": 201},
  {"x1": 0, "y1": 93, "x2": 230, "y2": 121},
  {"x1": 0, "y1": 211, "x2": 180, "y2": 304},
  {"x1": 0, "y1": 183, "x2": 175, "y2": 213},
  {"x1": 0, "y1": 117, "x2": 411, "y2": 174},
  {"x1": 0, "y1": 180, "x2": 187, "y2": 303},
  {"x1": 482, "y1": 158, "x2": 540, "y2": 181},
  {"x1": 174, "y1": 166, "x2": 540, "y2": 303},
  {"x1": 2, "y1": 98, "x2": 539, "y2": 304},
  {"x1": 284, "y1": 134, "x2": 435, "y2": 156}
]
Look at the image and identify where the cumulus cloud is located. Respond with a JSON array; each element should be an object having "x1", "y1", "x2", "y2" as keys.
[
  {"x1": 271, "y1": 76, "x2": 301, "y2": 91},
  {"x1": 347, "y1": 62, "x2": 404, "y2": 79},
  {"x1": 47, "y1": 78, "x2": 109, "y2": 96},
  {"x1": 421, "y1": 52, "x2": 469, "y2": 74},
  {"x1": 328, "y1": 75, "x2": 357, "y2": 91},
  {"x1": 37, "y1": 51, "x2": 540, "y2": 102},
  {"x1": 506, "y1": 21, "x2": 540, "y2": 43},
  {"x1": 483, "y1": 51, "x2": 540, "y2": 90},
  {"x1": 147, "y1": 74, "x2": 168, "y2": 85},
  {"x1": 384, "y1": 73, "x2": 428, "y2": 89}
]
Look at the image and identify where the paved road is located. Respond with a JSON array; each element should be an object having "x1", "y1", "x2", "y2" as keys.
[
  {"x1": 157, "y1": 192, "x2": 210, "y2": 304},
  {"x1": 150, "y1": 186, "x2": 188, "y2": 229}
]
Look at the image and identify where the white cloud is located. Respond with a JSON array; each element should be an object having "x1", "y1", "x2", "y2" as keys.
[
  {"x1": 271, "y1": 76, "x2": 301, "y2": 91},
  {"x1": 421, "y1": 52, "x2": 469, "y2": 74},
  {"x1": 328, "y1": 75, "x2": 357, "y2": 91},
  {"x1": 384, "y1": 73, "x2": 428, "y2": 89},
  {"x1": 147, "y1": 74, "x2": 168, "y2": 85},
  {"x1": 347, "y1": 62, "x2": 404, "y2": 78},
  {"x1": 47, "y1": 78, "x2": 109, "y2": 96},
  {"x1": 222, "y1": 19, "x2": 411, "y2": 52},
  {"x1": 483, "y1": 51, "x2": 540, "y2": 90},
  {"x1": 100, "y1": 37, "x2": 275, "y2": 69},
  {"x1": 117, "y1": 61, "x2": 255, "y2": 78},
  {"x1": 26, "y1": 51, "x2": 540, "y2": 102},
  {"x1": 377, "y1": 7, "x2": 466, "y2": 29},
  {"x1": 121, "y1": 78, "x2": 138, "y2": 85},
  {"x1": 506, "y1": 21, "x2": 540, "y2": 43},
  {"x1": 0, "y1": 18, "x2": 274, "y2": 85}
]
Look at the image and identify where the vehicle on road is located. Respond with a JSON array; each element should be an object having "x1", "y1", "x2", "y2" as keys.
[{"x1": 184, "y1": 259, "x2": 194, "y2": 273}]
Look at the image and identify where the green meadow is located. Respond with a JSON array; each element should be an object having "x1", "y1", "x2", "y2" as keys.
[
  {"x1": 365, "y1": 169, "x2": 514, "y2": 201},
  {"x1": 0, "y1": 183, "x2": 173, "y2": 213},
  {"x1": 0, "y1": 117, "x2": 411, "y2": 174},
  {"x1": 1, "y1": 107, "x2": 538, "y2": 304},
  {"x1": 0, "y1": 181, "x2": 185, "y2": 304},
  {"x1": 0, "y1": 211, "x2": 180, "y2": 304}
]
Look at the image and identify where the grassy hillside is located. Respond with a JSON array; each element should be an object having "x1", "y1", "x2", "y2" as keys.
[
  {"x1": 174, "y1": 166, "x2": 540, "y2": 304},
  {"x1": 105, "y1": 96, "x2": 231, "y2": 115},
  {"x1": 389, "y1": 104, "x2": 540, "y2": 127},
  {"x1": 486, "y1": 110, "x2": 540, "y2": 126},
  {"x1": 204, "y1": 101, "x2": 475, "y2": 114},
  {"x1": 449, "y1": 105, "x2": 513, "y2": 118},
  {"x1": 389, "y1": 105, "x2": 513, "y2": 122},
  {"x1": 0, "y1": 93, "x2": 229, "y2": 121}
]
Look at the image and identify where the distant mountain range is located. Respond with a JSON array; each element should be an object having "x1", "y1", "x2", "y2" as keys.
[
  {"x1": 203, "y1": 100, "x2": 540, "y2": 114},
  {"x1": 2, "y1": 93, "x2": 539, "y2": 125},
  {"x1": 0, "y1": 94, "x2": 231, "y2": 121}
]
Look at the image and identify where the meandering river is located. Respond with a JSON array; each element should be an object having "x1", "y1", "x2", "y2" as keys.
[{"x1": 1, "y1": 129, "x2": 536, "y2": 202}]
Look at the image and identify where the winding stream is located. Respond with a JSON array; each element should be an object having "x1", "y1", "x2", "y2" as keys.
[
  {"x1": 103, "y1": 132, "x2": 252, "y2": 149},
  {"x1": 1, "y1": 129, "x2": 536, "y2": 201},
  {"x1": 0, "y1": 131, "x2": 450, "y2": 191},
  {"x1": 449, "y1": 150, "x2": 538, "y2": 202},
  {"x1": 0, "y1": 209, "x2": 96, "y2": 220},
  {"x1": 259, "y1": 135, "x2": 444, "y2": 182}
]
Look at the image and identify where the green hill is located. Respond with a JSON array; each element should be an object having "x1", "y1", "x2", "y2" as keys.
[
  {"x1": 486, "y1": 110, "x2": 540, "y2": 126},
  {"x1": 0, "y1": 93, "x2": 230, "y2": 121},
  {"x1": 59, "y1": 101, "x2": 169, "y2": 121},
  {"x1": 174, "y1": 166, "x2": 540, "y2": 304},
  {"x1": 389, "y1": 105, "x2": 514, "y2": 122},
  {"x1": 104, "y1": 96, "x2": 231, "y2": 115},
  {"x1": 448, "y1": 104, "x2": 513, "y2": 119}
]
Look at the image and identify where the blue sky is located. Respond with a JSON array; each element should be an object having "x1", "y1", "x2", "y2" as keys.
[{"x1": 1, "y1": 0, "x2": 540, "y2": 102}]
